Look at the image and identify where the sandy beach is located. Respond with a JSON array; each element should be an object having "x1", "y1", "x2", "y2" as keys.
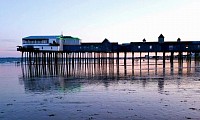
[{"x1": 0, "y1": 59, "x2": 200, "y2": 120}]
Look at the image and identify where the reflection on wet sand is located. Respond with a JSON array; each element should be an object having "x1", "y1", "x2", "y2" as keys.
[{"x1": 20, "y1": 59, "x2": 200, "y2": 93}]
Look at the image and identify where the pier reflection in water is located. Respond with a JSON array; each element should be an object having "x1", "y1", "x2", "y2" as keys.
[{"x1": 20, "y1": 58, "x2": 200, "y2": 93}]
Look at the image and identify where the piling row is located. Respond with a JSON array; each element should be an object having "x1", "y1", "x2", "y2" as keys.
[
  {"x1": 21, "y1": 54, "x2": 200, "y2": 78},
  {"x1": 21, "y1": 51, "x2": 200, "y2": 68}
]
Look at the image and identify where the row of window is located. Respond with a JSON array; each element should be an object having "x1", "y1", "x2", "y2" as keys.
[
  {"x1": 137, "y1": 45, "x2": 152, "y2": 49},
  {"x1": 41, "y1": 47, "x2": 53, "y2": 49},
  {"x1": 137, "y1": 45, "x2": 200, "y2": 50},
  {"x1": 63, "y1": 40, "x2": 79, "y2": 43},
  {"x1": 23, "y1": 40, "x2": 48, "y2": 44}
]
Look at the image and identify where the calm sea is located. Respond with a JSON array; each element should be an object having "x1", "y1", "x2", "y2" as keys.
[
  {"x1": 0, "y1": 58, "x2": 21, "y2": 64},
  {"x1": 0, "y1": 58, "x2": 200, "y2": 120}
]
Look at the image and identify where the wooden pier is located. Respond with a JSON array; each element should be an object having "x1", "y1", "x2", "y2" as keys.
[{"x1": 17, "y1": 35, "x2": 200, "y2": 71}]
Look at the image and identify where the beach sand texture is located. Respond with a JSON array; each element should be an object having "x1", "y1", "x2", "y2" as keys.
[{"x1": 0, "y1": 59, "x2": 200, "y2": 120}]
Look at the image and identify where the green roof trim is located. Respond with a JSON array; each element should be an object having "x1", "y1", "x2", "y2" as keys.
[
  {"x1": 72, "y1": 37, "x2": 80, "y2": 40},
  {"x1": 58, "y1": 35, "x2": 80, "y2": 40}
]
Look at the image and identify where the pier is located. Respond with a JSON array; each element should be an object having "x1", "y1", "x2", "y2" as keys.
[{"x1": 17, "y1": 34, "x2": 200, "y2": 70}]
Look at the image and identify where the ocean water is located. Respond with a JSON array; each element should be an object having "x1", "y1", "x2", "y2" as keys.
[
  {"x1": 0, "y1": 58, "x2": 200, "y2": 120},
  {"x1": 0, "y1": 58, "x2": 21, "y2": 64}
]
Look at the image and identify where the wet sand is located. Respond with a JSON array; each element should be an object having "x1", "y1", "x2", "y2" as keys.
[{"x1": 0, "y1": 60, "x2": 200, "y2": 120}]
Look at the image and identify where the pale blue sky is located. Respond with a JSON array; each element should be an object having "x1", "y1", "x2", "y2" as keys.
[{"x1": 0, "y1": 0, "x2": 199, "y2": 57}]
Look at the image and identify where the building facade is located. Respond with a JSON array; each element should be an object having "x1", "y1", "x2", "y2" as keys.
[
  {"x1": 18, "y1": 34, "x2": 200, "y2": 53},
  {"x1": 21, "y1": 35, "x2": 81, "y2": 51}
]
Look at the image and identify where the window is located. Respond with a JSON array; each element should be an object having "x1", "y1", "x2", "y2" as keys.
[{"x1": 169, "y1": 45, "x2": 173, "y2": 50}]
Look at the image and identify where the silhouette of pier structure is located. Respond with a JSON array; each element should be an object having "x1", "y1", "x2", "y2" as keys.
[
  {"x1": 21, "y1": 57, "x2": 200, "y2": 83},
  {"x1": 17, "y1": 34, "x2": 200, "y2": 70}
]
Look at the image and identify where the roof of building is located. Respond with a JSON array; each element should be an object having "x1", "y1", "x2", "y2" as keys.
[
  {"x1": 158, "y1": 34, "x2": 164, "y2": 38},
  {"x1": 23, "y1": 36, "x2": 60, "y2": 39},
  {"x1": 61, "y1": 36, "x2": 80, "y2": 40},
  {"x1": 23, "y1": 35, "x2": 80, "y2": 40}
]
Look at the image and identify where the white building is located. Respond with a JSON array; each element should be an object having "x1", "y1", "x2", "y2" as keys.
[{"x1": 22, "y1": 35, "x2": 81, "y2": 51}]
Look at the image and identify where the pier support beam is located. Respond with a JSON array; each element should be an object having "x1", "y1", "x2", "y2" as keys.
[
  {"x1": 132, "y1": 52, "x2": 134, "y2": 76},
  {"x1": 94, "y1": 52, "x2": 96, "y2": 65},
  {"x1": 178, "y1": 52, "x2": 183, "y2": 62},
  {"x1": 163, "y1": 52, "x2": 165, "y2": 69},
  {"x1": 170, "y1": 52, "x2": 174, "y2": 71},
  {"x1": 170, "y1": 52, "x2": 174, "y2": 63},
  {"x1": 116, "y1": 52, "x2": 119, "y2": 65},
  {"x1": 29, "y1": 52, "x2": 32, "y2": 65},
  {"x1": 195, "y1": 52, "x2": 198, "y2": 61},
  {"x1": 124, "y1": 52, "x2": 127, "y2": 66},
  {"x1": 155, "y1": 52, "x2": 157, "y2": 75},
  {"x1": 147, "y1": 52, "x2": 150, "y2": 65},
  {"x1": 124, "y1": 52, "x2": 127, "y2": 75},
  {"x1": 140, "y1": 52, "x2": 142, "y2": 67},
  {"x1": 187, "y1": 52, "x2": 191, "y2": 61}
]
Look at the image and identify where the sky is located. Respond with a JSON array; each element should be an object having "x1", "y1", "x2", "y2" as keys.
[{"x1": 0, "y1": 0, "x2": 200, "y2": 57}]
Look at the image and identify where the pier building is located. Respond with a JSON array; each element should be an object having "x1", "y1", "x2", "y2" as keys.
[
  {"x1": 17, "y1": 34, "x2": 200, "y2": 68},
  {"x1": 18, "y1": 34, "x2": 200, "y2": 53},
  {"x1": 20, "y1": 35, "x2": 80, "y2": 51}
]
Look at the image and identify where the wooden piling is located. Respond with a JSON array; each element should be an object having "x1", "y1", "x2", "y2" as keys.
[
  {"x1": 132, "y1": 52, "x2": 134, "y2": 76},
  {"x1": 163, "y1": 52, "x2": 165, "y2": 68},
  {"x1": 124, "y1": 52, "x2": 127, "y2": 66}
]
